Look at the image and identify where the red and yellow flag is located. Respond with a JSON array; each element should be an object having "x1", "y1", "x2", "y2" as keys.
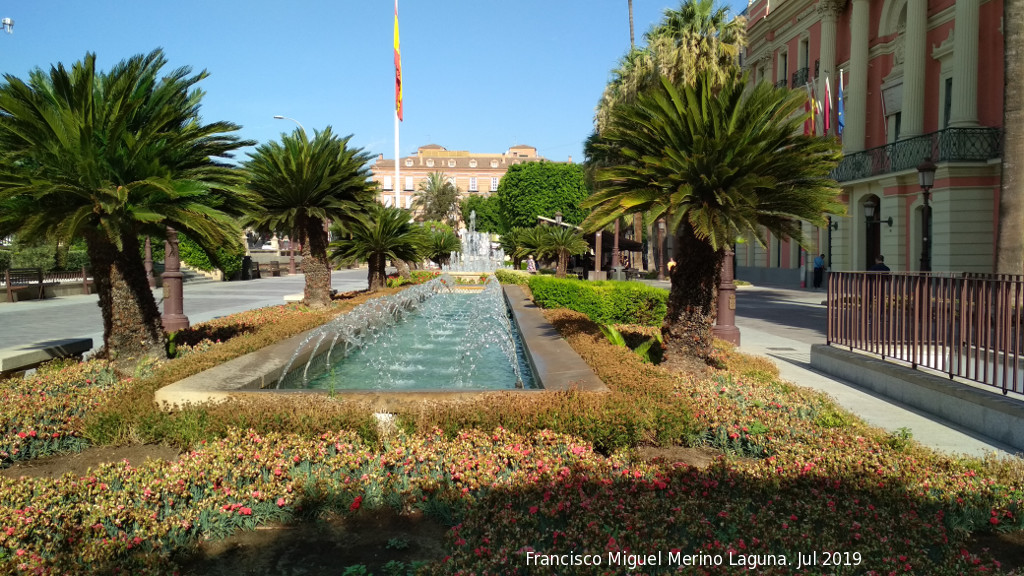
[{"x1": 394, "y1": 0, "x2": 403, "y2": 121}]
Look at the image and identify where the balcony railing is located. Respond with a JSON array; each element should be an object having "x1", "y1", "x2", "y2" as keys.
[
  {"x1": 832, "y1": 127, "x2": 1002, "y2": 182},
  {"x1": 828, "y1": 272, "x2": 1024, "y2": 395},
  {"x1": 791, "y1": 67, "x2": 809, "y2": 88},
  {"x1": 774, "y1": 78, "x2": 789, "y2": 89}
]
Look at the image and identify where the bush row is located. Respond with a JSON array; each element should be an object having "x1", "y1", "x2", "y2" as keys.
[
  {"x1": 493, "y1": 268, "x2": 530, "y2": 285},
  {"x1": 527, "y1": 275, "x2": 667, "y2": 326}
]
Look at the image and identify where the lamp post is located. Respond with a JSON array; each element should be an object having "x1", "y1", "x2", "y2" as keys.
[
  {"x1": 161, "y1": 227, "x2": 189, "y2": 332},
  {"x1": 273, "y1": 115, "x2": 306, "y2": 136},
  {"x1": 1, "y1": 18, "x2": 12, "y2": 34},
  {"x1": 656, "y1": 219, "x2": 667, "y2": 281},
  {"x1": 917, "y1": 157, "x2": 936, "y2": 272}
]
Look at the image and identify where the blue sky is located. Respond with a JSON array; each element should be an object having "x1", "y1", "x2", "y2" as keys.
[{"x1": 0, "y1": 1, "x2": 748, "y2": 165}]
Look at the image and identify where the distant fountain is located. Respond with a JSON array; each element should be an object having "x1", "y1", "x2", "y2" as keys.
[
  {"x1": 276, "y1": 275, "x2": 533, "y2": 390},
  {"x1": 445, "y1": 210, "x2": 508, "y2": 273}
]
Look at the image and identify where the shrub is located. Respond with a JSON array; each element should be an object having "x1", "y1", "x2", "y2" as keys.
[
  {"x1": 63, "y1": 249, "x2": 91, "y2": 270},
  {"x1": 0, "y1": 249, "x2": 10, "y2": 274},
  {"x1": 494, "y1": 269, "x2": 530, "y2": 285},
  {"x1": 528, "y1": 276, "x2": 667, "y2": 326}
]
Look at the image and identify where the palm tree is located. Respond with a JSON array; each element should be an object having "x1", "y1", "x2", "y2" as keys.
[
  {"x1": 513, "y1": 226, "x2": 549, "y2": 269},
  {"x1": 424, "y1": 228, "x2": 461, "y2": 268},
  {"x1": 498, "y1": 227, "x2": 526, "y2": 270},
  {"x1": 412, "y1": 172, "x2": 460, "y2": 225},
  {"x1": 997, "y1": 0, "x2": 1024, "y2": 273},
  {"x1": 243, "y1": 127, "x2": 376, "y2": 308},
  {"x1": 538, "y1": 227, "x2": 590, "y2": 278},
  {"x1": 585, "y1": 72, "x2": 843, "y2": 360},
  {"x1": 330, "y1": 204, "x2": 426, "y2": 292},
  {"x1": 0, "y1": 50, "x2": 252, "y2": 365}
]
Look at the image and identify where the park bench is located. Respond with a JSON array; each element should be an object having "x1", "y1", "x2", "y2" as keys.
[
  {"x1": 41, "y1": 266, "x2": 94, "y2": 295},
  {"x1": 4, "y1": 268, "x2": 58, "y2": 302},
  {"x1": 624, "y1": 268, "x2": 645, "y2": 281},
  {"x1": 251, "y1": 262, "x2": 262, "y2": 279},
  {"x1": 268, "y1": 261, "x2": 282, "y2": 277}
]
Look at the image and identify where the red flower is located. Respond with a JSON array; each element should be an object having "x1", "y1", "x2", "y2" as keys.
[
  {"x1": 350, "y1": 496, "x2": 363, "y2": 510},
  {"x1": 529, "y1": 506, "x2": 539, "y2": 514}
]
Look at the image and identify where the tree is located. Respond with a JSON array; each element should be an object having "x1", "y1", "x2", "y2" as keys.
[
  {"x1": 460, "y1": 194, "x2": 506, "y2": 234},
  {"x1": 242, "y1": 127, "x2": 376, "y2": 308},
  {"x1": 330, "y1": 204, "x2": 426, "y2": 292},
  {"x1": 0, "y1": 50, "x2": 252, "y2": 365},
  {"x1": 997, "y1": 0, "x2": 1024, "y2": 273},
  {"x1": 424, "y1": 228, "x2": 461, "y2": 268},
  {"x1": 537, "y1": 227, "x2": 590, "y2": 278},
  {"x1": 412, "y1": 172, "x2": 460, "y2": 225},
  {"x1": 585, "y1": 73, "x2": 843, "y2": 360},
  {"x1": 496, "y1": 162, "x2": 590, "y2": 229}
]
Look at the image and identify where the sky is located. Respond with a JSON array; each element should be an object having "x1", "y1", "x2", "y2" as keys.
[{"x1": 0, "y1": 1, "x2": 749, "y2": 165}]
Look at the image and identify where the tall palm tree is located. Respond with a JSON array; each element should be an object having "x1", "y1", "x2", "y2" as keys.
[
  {"x1": 538, "y1": 227, "x2": 590, "y2": 278},
  {"x1": 997, "y1": 0, "x2": 1024, "y2": 273},
  {"x1": 412, "y1": 172, "x2": 460, "y2": 225},
  {"x1": 0, "y1": 50, "x2": 252, "y2": 364},
  {"x1": 585, "y1": 72, "x2": 843, "y2": 360},
  {"x1": 243, "y1": 127, "x2": 376, "y2": 308},
  {"x1": 330, "y1": 204, "x2": 426, "y2": 292}
]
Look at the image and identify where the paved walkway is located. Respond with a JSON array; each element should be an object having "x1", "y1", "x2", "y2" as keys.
[{"x1": 0, "y1": 269, "x2": 371, "y2": 353}]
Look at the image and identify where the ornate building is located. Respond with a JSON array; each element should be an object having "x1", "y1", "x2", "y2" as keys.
[
  {"x1": 737, "y1": 0, "x2": 1004, "y2": 283},
  {"x1": 370, "y1": 143, "x2": 546, "y2": 212}
]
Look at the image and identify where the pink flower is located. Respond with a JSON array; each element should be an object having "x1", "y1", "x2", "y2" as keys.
[
  {"x1": 277, "y1": 498, "x2": 286, "y2": 507},
  {"x1": 239, "y1": 507, "x2": 252, "y2": 516},
  {"x1": 529, "y1": 506, "x2": 539, "y2": 514}
]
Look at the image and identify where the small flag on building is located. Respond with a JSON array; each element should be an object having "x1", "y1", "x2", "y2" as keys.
[
  {"x1": 837, "y1": 70, "x2": 845, "y2": 137},
  {"x1": 394, "y1": 0, "x2": 403, "y2": 121},
  {"x1": 824, "y1": 75, "x2": 832, "y2": 135}
]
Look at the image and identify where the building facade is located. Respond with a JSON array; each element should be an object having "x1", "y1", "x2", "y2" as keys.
[
  {"x1": 736, "y1": 0, "x2": 1004, "y2": 284},
  {"x1": 370, "y1": 143, "x2": 545, "y2": 213}
]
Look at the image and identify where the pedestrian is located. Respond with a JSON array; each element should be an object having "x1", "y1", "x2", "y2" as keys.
[
  {"x1": 527, "y1": 255, "x2": 537, "y2": 274},
  {"x1": 813, "y1": 253, "x2": 826, "y2": 289},
  {"x1": 667, "y1": 258, "x2": 676, "y2": 272},
  {"x1": 868, "y1": 255, "x2": 890, "y2": 272}
]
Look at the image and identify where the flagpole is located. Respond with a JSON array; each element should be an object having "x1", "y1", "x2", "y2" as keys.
[{"x1": 394, "y1": 0, "x2": 401, "y2": 208}]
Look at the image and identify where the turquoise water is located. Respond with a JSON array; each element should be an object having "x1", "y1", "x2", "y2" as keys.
[{"x1": 282, "y1": 288, "x2": 535, "y2": 391}]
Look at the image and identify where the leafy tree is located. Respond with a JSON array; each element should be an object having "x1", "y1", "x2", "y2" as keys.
[
  {"x1": 460, "y1": 194, "x2": 506, "y2": 234},
  {"x1": 496, "y1": 162, "x2": 590, "y2": 229},
  {"x1": 0, "y1": 50, "x2": 252, "y2": 365},
  {"x1": 242, "y1": 127, "x2": 376, "y2": 308},
  {"x1": 585, "y1": 72, "x2": 843, "y2": 360},
  {"x1": 424, "y1": 228, "x2": 460, "y2": 268},
  {"x1": 330, "y1": 204, "x2": 426, "y2": 292},
  {"x1": 412, "y1": 172, "x2": 460, "y2": 225},
  {"x1": 537, "y1": 227, "x2": 590, "y2": 278}
]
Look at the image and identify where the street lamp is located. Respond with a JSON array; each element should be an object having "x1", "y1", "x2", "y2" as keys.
[
  {"x1": 273, "y1": 115, "x2": 306, "y2": 136},
  {"x1": 917, "y1": 156, "x2": 937, "y2": 272},
  {"x1": 656, "y1": 219, "x2": 667, "y2": 281},
  {"x1": 1, "y1": 18, "x2": 12, "y2": 34},
  {"x1": 863, "y1": 201, "x2": 892, "y2": 227}
]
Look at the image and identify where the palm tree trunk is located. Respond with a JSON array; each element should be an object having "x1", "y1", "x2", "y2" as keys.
[
  {"x1": 302, "y1": 220, "x2": 333, "y2": 308},
  {"x1": 628, "y1": 0, "x2": 635, "y2": 48},
  {"x1": 87, "y1": 232, "x2": 165, "y2": 366},
  {"x1": 998, "y1": 0, "x2": 1024, "y2": 273},
  {"x1": 557, "y1": 251, "x2": 568, "y2": 278},
  {"x1": 662, "y1": 221, "x2": 723, "y2": 360},
  {"x1": 368, "y1": 253, "x2": 387, "y2": 292}
]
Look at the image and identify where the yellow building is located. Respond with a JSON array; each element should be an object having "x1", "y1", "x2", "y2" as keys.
[{"x1": 370, "y1": 143, "x2": 545, "y2": 211}]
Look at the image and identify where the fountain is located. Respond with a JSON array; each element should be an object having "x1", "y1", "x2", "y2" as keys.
[
  {"x1": 275, "y1": 275, "x2": 534, "y2": 390},
  {"x1": 445, "y1": 210, "x2": 508, "y2": 273}
]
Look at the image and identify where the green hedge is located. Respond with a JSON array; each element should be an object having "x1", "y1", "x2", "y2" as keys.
[
  {"x1": 527, "y1": 276, "x2": 667, "y2": 326},
  {"x1": 494, "y1": 269, "x2": 531, "y2": 285}
]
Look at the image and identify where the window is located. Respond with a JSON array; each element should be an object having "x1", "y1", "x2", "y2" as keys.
[
  {"x1": 778, "y1": 51, "x2": 788, "y2": 86},
  {"x1": 427, "y1": 159, "x2": 434, "y2": 167},
  {"x1": 490, "y1": 159, "x2": 499, "y2": 168},
  {"x1": 469, "y1": 177, "x2": 478, "y2": 192},
  {"x1": 943, "y1": 77, "x2": 953, "y2": 128},
  {"x1": 405, "y1": 176, "x2": 413, "y2": 190},
  {"x1": 405, "y1": 196, "x2": 412, "y2": 209},
  {"x1": 491, "y1": 177, "x2": 499, "y2": 191},
  {"x1": 469, "y1": 159, "x2": 477, "y2": 168},
  {"x1": 449, "y1": 177, "x2": 457, "y2": 188},
  {"x1": 405, "y1": 159, "x2": 413, "y2": 167},
  {"x1": 382, "y1": 176, "x2": 392, "y2": 190},
  {"x1": 448, "y1": 159, "x2": 456, "y2": 168},
  {"x1": 382, "y1": 196, "x2": 393, "y2": 207}
]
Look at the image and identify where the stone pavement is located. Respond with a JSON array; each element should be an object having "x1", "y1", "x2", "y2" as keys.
[{"x1": 0, "y1": 269, "x2": 372, "y2": 353}]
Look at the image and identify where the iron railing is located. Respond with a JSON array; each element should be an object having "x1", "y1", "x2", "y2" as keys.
[
  {"x1": 774, "y1": 78, "x2": 789, "y2": 89},
  {"x1": 827, "y1": 272, "x2": 1024, "y2": 395},
  {"x1": 791, "y1": 67, "x2": 809, "y2": 89},
  {"x1": 832, "y1": 127, "x2": 1003, "y2": 182}
]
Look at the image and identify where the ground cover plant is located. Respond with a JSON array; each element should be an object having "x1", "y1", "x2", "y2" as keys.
[{"x1": 0, "y1": 290, "x2": 1023, "y2": 574}]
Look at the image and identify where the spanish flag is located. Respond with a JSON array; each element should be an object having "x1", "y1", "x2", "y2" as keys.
[{"x1": 394, "y1": 0, "x2": 403, "y2": 121}]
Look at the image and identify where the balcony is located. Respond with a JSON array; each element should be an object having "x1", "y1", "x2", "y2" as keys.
[
  {"x1": 791, "y1": 67, "x2": 809, "y2": 88},
  {"x1": 774, "y1": 78, "x2": 789, "y2": 89},
  {"x1": 831, "y1": 127, "x2": 1003, "y2": 182}
]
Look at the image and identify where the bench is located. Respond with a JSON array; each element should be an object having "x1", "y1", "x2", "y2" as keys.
[
  {"x1": 624, "y1": 268, "x2": 645, "y2": 281},
  {"x1": 268, "y1": 261, "x2": 282, "y2": 277},
  {"x1": 4, "y1": 268, "x2": 58, "y2": 302},
  {"x1": 251, "y1": 262, "x2": 263, "y2": 279},
  {"x1": 0, "y1": 338, "x2": 93, "y2": 378}
]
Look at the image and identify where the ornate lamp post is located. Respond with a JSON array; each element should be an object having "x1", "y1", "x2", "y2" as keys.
[
  {"x1": 713, "y1": 247, "x2": 740, "y2": 345},
  {"x1": 916, "y1": 157, "x2": 936, "y2": 272},
  {"x1": 161, "y1": 227, "x2": 189, "y2": 332},
  {"x1": 656, "y1": 219, "x2": 667, "y2": 281}
]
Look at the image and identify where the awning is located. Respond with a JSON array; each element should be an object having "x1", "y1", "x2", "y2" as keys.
[{"x1": 586, "y1": 230, "x2": 643, "y2": 252}]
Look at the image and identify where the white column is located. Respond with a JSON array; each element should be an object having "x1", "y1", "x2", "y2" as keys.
[
  {"x1": 902, "y1": 0, "x2": 929, "y2": 137},
  {"x1": 817, "y1": 0, "x2": 843, "y2": 133},
  {"x1": 844, "y1": 0, "x2": 870, "y2": 152},
  {"x1": 949, "y1": 0, "x2": 980, "y2": 127}
]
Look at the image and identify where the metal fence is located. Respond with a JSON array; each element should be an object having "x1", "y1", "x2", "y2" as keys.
[
  {"x1": 831, "y1": 127, "x2": 1003, "y2": 182},
  {"x1": 827, "y1": 272, "x2": 1024, "y2": 395}
]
